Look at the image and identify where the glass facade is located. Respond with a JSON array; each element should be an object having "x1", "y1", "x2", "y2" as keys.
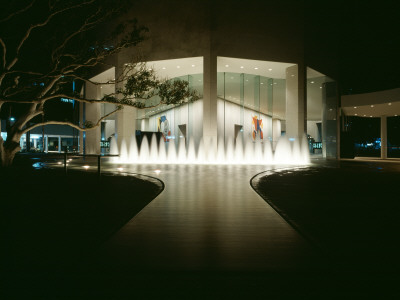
[
  {"x1": 217, "y1": 72, "x2": 283, "y2": 147},
  {"x1": 135, "y1": 73, "x2": 203, "y2": 148},
  {"x1": 387, "y1": 116, "x2": 400, "y2": 158}
]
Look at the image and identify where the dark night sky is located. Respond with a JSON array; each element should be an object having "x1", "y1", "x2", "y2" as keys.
[{"x1": 306, "y1": 0, "x2": 400, "y2": 94}]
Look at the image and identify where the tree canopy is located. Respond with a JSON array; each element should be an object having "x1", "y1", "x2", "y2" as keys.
[{"x1": 0, "y1": 0, "x2": 200, "y2": 166}]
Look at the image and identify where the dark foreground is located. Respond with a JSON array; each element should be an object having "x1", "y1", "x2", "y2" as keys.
[
  {"x1": 0, "y1": 164, "x2": 163, "y2": 299},
  {"x1": 2, "y1": 158, "x2": 400, "y2": 299},
  {"x1": 253, "y1": 160, "x2": 400, "y2": 298}
]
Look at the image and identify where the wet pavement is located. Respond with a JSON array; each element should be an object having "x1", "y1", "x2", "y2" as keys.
[
  {"x1": 95, "y1": 164, "x2": 318, "y2": 271},
  {"x1": 75, "y1": 163, "x2": 330, "y2": 297}
]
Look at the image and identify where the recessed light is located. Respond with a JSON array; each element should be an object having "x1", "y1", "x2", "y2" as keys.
[
  {"x1": 225, "y1": 64, "x2": 229, "y2": 67},
  {"x1": 355, "y1": 114, "x2": 358, "y2": 116},
  {"x1": 320, "y1": 87, "x2": 322, "y2": 89},
  {"x1": 354, "y1": 106, "x2": 357, "y2": 109},
  {"x1": 371, "y1": 105, "x2": 374, "y2": 107},
  {"x1": 240, "y1": 66, "x2": 244, "y2": 69},
  {"x1": 388, "y1": 103, "x2": 392, "y2": 105},
  {"x1": 291, "y1": 74, "x2": 295, "y2": 77},
  {"x1": 191, "y1": 64, "x2": 195, "y2": 67},
  {"x1": 311, "y1": 81, "x2": 314, "y2": 84},
  {"x1": 395, "y1": 114, "x2": 398, "y2": 116},
  {"x1": 261, "y1": 83, "x2": 264, "y2": 85},
  {"x1": 254, "y1": 67, "x2": 258, "y2": 70},
  {"x1": 268, "y1": 68, "x2": 272, "y2": 71},
  {"x1": 162, "y1": 67, "x2": 166, "y2": 70},
  {"x1": 177, "y1": 66, "x2": 180, "y2": 68},
  {"x1": 363, "y1": 115, "x2": 366, "y2": 116},
  {"x1": 370, "y1": 116, "x2": 372, "y2": 117}
]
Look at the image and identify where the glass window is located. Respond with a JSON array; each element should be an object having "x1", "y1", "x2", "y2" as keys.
[{"x1": 388, "y1": 116, "x2": 400, "y2": 158}]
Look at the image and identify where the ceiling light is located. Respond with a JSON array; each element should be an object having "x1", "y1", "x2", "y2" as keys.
[
  {"x1": 240, "y1": 66, "x2": 244, "y2": 69},
  {"x1": 162, "y1": 67, "x2": 166, "y2": 70},
  {"x1": 354, "y1": 106, "x2": 357, "y2": 109},
  {"x1": 395, "y1": 114, "x2": 398, "y2": 116},
  {"x1": 291, "y1": 74, "x2": 295, "y2": 77},
  {"x1": 370, "y1": 105, "x2": 374, "y2": 107},
  {"x1": 388, "y1": 103, "x2": 392, "y2": 105},
  {"x1": 225, "y1": 64, "x2": 229, "y2": 67},
  {"x1": 320, "y1": 87, "x2": 322, "y2": 89},
  {"x1": 191, "y1": 64, "x2": 195, "y2": 67},
  {"x1": 177, "y1": 66, "x2": 180, "y2": 68},
  {"x1": 311, "y1": 81, "x2": 314, "y2": 84},
  {"x1": 268, "y1": 68, "x2": 272, "y2": 71},
  {"x1": 154, "y1": 169, "x2": 161, "y2": 174},
  {"x1": 261, "y1": 83, "x2": 264, "y2": 85},
  {"x1": 370, "y1": 116, "x2": 372, "y2": 117},
  {"x1": 355, "y1": 114, "x2": 358, "y2": 116},
  {"x1": 254, "y1": 67, "x2": 258, "y2": 70},
  {"x1": 363, "y1": 115, "x2": 366, "y2": 116}
]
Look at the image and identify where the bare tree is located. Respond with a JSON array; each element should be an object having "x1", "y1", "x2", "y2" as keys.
[{"x1": 0, "y1": 0, "x2": 199, "y2": 167}]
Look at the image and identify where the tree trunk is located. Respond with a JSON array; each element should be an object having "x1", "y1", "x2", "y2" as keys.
[{"x1": 0, "y1": 137, "x2": 21, "y2": 168}]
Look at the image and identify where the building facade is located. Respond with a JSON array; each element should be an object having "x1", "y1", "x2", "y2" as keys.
[{"x1": 80, "y1": 1, "x2": 340, "y2": 161}]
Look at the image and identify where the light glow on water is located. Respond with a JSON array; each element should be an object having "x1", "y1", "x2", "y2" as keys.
[{"x1": 111, "y1": 134, "x2": 310, "y2": 165}]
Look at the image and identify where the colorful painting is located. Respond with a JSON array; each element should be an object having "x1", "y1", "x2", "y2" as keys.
[
  {"x1": 157, "y1": 115, "x2": 171, "y2": 142},
  {"x1": 251, "y1": 116, "x2": 263, "y2": 141}
]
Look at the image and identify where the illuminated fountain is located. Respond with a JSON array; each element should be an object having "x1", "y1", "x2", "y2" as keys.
[{"x1": 111, "y1": 134, "x2": 310, "y2": 165}]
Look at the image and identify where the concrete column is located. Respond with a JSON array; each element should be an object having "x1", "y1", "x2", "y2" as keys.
[
  {"x1": 381, "y1": 115, "x2": 387, "y2": 159},
  {"x1": 79, "y1": 102, "x2": 84, "y2": 154},
  {"x1": 322, "y1": 81, "x2": 338, "y2": 159},
  {"x1": 285, "y1": 64, "x2": 306, "y2": 139},
  {"x1": 272, "y1": 118, "x2": 281, "y2": 150},
  {"x1": 58, "y1": 136, "x2": 61, "y2": 153},
  {"x1": 116, "y1": 107, "x2": 137, "y2": 149},
  {"x1": 115, "y1": 64, "x2": 137, "y2": 150},
  {"x1": 203, "y1": 52, "x2": 217, "y2": 146},
  {"x1": 85, "y1": 82, "x2": 101, "y2": 154}
]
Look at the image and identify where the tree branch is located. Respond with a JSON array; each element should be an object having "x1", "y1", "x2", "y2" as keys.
[
  {"x1": 0, "y1": 37, "x2": 6, "y2": 69},
  {"x1": 0, "y1": 0, "x2": 36, "y2": 23},
  {"x1": 21, "y1": 106, "x2": 121, "y2": 135},
  {"x1": 10, "y1": 0, "x2": 96, "y2": 70}
]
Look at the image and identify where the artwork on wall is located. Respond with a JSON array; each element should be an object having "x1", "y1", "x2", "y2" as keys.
[
  {"x1": 157, "y1": 115, "x2": 171, "y2": 142},
  {"x1": 252, "y1": 115, "x2": 263, "y2": 141}
]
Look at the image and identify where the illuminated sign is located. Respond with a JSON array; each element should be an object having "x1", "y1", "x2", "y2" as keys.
[
  {"x1": 312, "y1": 142, "x2": 322, "y2": 149},
  {"x1": 100, "y1": 141, "x2": 110, "y2": 148},
  {"x1": 61, "y1": 98, "x2": 75, "y2": 104}
]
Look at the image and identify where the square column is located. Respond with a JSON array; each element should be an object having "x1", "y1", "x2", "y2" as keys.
[
  {"x1": 84, "y1": 82, "x2": 101, "y2": 154},
  {"x1": 115, "y1": 64, "x2": 137, "y2": 150},
  {"x1": 285, "y1": 64, "x2": 306, "y2": 139},
  {"x1": 381, "y1": 116, "x2": 387, "y2": 159},
  {"x1": 203, "y1": 53, "x2": 217, "y2": 146}
]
